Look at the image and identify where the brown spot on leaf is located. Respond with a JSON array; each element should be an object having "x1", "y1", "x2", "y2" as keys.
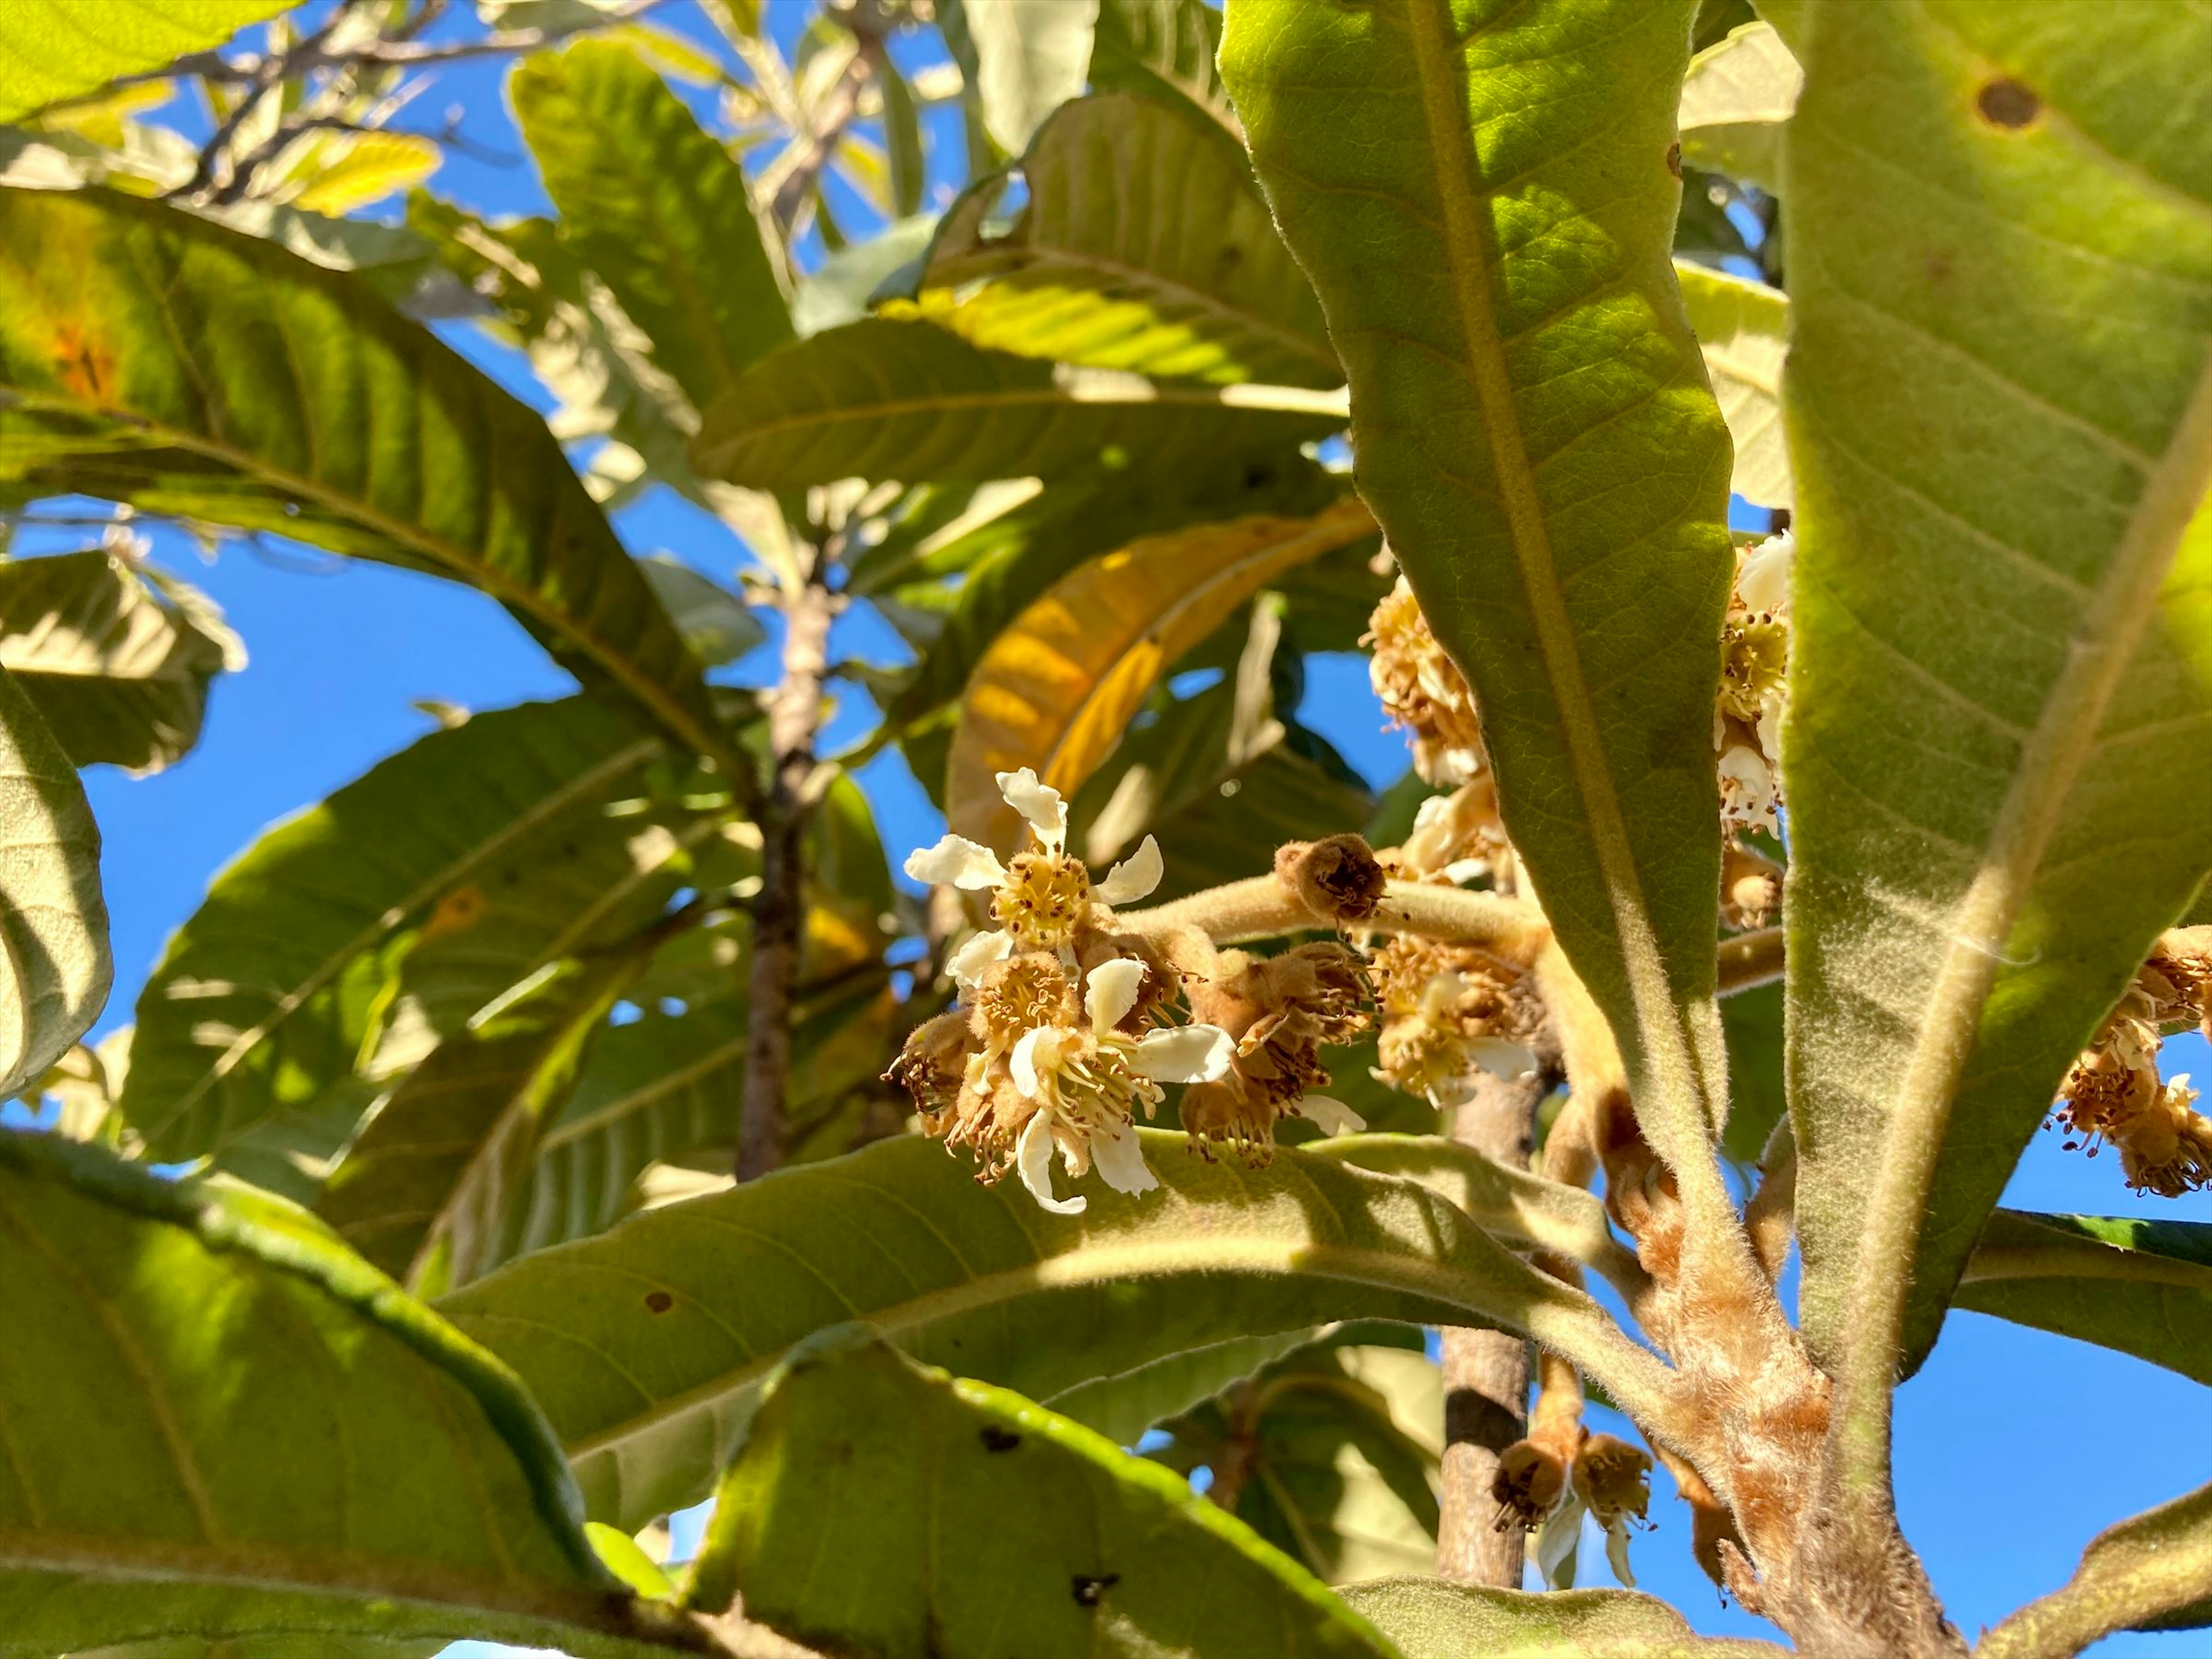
[
  {"x1": 1976, "y1": 77, "x2": 2040, "y2": 129},
  {"x1": 1666, "y1": 141, "x2": 1683, "y2": 181},
  {"x1": 643, "y1": 1290, "x2": 675, "y2": 1313},
  {"x1": 1070, "y1": 1574, "x2": 1119, "y2": 1608},
  {"x1": 979, "y1": 1426, "x2": 1022, "y2": 1453},
  {"x1": 422, "y1": 884, "x2": 487, "y2": 941},
  {"x1": 51, "y1": 321, "x2": 116, "y2": 403}
]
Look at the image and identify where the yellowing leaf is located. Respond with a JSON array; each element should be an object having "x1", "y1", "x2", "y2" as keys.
[
  {"x1": 286, "y1": 130, "x2": 442, "y2": 214},
  {"x1": 946, "y1": 495, "x2": 1376, "y2": 851}
]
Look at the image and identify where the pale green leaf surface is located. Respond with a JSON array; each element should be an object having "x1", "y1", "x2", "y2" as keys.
[
  {"x1": 1779, "y1": 0, "x2": 2212, "y2": 1377},
  {"x1": 1087, "y1": 0, "x2": 1232, "y2": 128},
  {"x1": 512, "y1": 38, "x2": 793, "y2": 418},
  {"x1": 118, "y1": 699, "x2": 680, "y2": 1169},
  {"x1": 685, "y1": 1330, "x2": 1399, "y2": 1659},
  {"x1": 1338, "y1": 1575, "x2": 1788, "y2": 1657},
  {"x1": 637, "y1": 556, "x2": 764, "y2": 668},
  {"x1": 437, "y1": 1128, "x2": 1662, "y2": 1531},
  {"x1": 0, "y1": 663, "x2": 107, "y2": 1100},
  {"x1": 915, "y1": 92, "x2": 1339, "y2": 389},
  {"x1": 690, "y1": 316, "x2": 1342, "y2": 490},
  {"x1": 0, "y1": 187, "x2": 726, "y2": 766},
  {"x1": 1678, "y1": 21, "x2": 1800, "y2": 193},
  {"x1": 1675, "y1": 261, "x2": 1790, "y2": 509},
  {"x1": 0, "y1": 550, "x2": 243, "y2": 774},
  {"x1": 943, "y1": 0, "x2": 1098, "y2": 156},
  {"x1": 788, "y1": 211, "x2": 938, "y2": 338},
  {"x1": 1952, "y1": 1210, "x2": 2212, "y2": 1385},
  {"x1": 1222, "y1": 0, "x2": 1737, "y2": 1170},
  {"x1": 0, "y1": 1, "x2": 290, "y2": 124},
  {"x1": 0, "y1": 1130, "x2": 675, "y2": 1658}
]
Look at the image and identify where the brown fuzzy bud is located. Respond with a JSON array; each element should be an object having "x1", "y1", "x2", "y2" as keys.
[
  {"x1": 1277, "y1": 834, "x2": 1388, "y2": 923},
  {"x1": 1491, "y1": 1437, "x2": 1569, "y2": 1532},
  {"x1": 1573, "y1": 1434, "x2": 1653, "y2": 1529},
  {"x1": 884, "y1": 1012, "x2": 975, "y2": 1127}
]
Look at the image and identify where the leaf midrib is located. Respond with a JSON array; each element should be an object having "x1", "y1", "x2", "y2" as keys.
[
  {"x1": 2, "y1": 384, "x2": 724, "y2": 767},
  {"x1": 1401, "y1": 0, "x2": 1715, "y2": 1150}
]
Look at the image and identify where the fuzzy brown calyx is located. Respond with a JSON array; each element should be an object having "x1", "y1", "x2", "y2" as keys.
[
  {"x1": 1179, "y1": 942, "x2": 1372, "y2": 1162},
  {"x1": 2054, "y1": 942, "x2": 2212, "y2": 1196},
  {"x1": 1491, "y1": 1435, "x2": 1571, "y2": 1533},
  {"x1": 1722, "y1": 837, "x2": 1783, "y2": 931},
  {"x1": 884, "y1": 1011, "x2": 975, "y2": 1130},
  {"x1": 1277, "y1": 834, "x2": 1388, "y2": 923},
  {"x1": 1574, "y1": 1433, "x2": 1654, "y2": 1530}
]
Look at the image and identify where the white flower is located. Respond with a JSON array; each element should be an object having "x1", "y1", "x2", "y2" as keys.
[
  {"x1": 904, "y1": 768, "x2": 1166, "y2": 987},
  {"x1": 1718, "y1": 743, "x2": 1781, "y2": 836},
  {"x1": 1297, "y1": 1096, "x2": 1368, "y2": 1136},
  {"x1": 1735, "y1": 529, "x2": 1793, "y2": 617},
  {"x1": 1004, "y1": 954, "x2": 1232, "y2": 1213}
]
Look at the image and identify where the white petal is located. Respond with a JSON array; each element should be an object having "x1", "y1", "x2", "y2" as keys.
[
  {"x1": 1094, "y1": 835, "x2": 1163, "y2": 906},
  {"x1": 995, "y1": 767, "x2": 1067, "y2": 854},
  {"x1": 904, "y1": 835, "x2": 1007, "y2": 890},
  {"x1": 1466, "y1": 1036, "x2": 1541, "y2": 1081},
  {"x1": 1604, "y1": 1516, "x2": 1637, "y2": 1589},
  {"x1": 946, "y1": 929, "x2": 1012, "y2": 991},
  {"x1": 1535, "y1": 1491, "x2": 1585, "y2": 1589},
  {"x1": 1131, "y1": 1023, "x2": 1234, "y2": 1084},
  {"x1": 1090, "y1": 1117, "x2": 1159, "y2": 1196},
  {"x1": 1736, "y1": 531, "x2": 1793, "y2": 615},
  {"x1": 1017, "y1": 1112, "x2": 1084, "y2": 1215},
  {"x1": 1297, "y1": 1095, "x2": 1368, "y2": 1137},
  {"x1": 1084, "y1": 956, "x2": 1146, "y2": 1031},
  {"x1": 1011, "y1": 1028, "x2": 1048, "y2": 1098}
]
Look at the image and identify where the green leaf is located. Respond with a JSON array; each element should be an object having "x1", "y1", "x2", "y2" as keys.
[
  {"x1": 880, "y1": 55, "x2": 927, "y2": 219},
  {"x1": 1778, "y1": 0, "x2": 2212, "y2": 1380},
  {"x1": 1338, "y1": 1575, "x2": 1789, "y2": 1658},
  {"x1": 946, "y1": 497, "x2": 1378, "y2": 852},
  {"x1": 684, "y1": 1328, "x2": 1400, "y2": 1659},
  {"x1": 1979, "y1": 1483, "x2": 2212, "y2": 1658},
  {"x1": 690, "y1": 316, "x2": 1344, "y2": 490},
  {"x1": 789, "y1": 212, "x2": 940, "y2": 338},
  {"x1": 939, "y1": 0, "x2": 1097, "y2": 157},
  {"x1": 0, "y1": 1, "x2": 291, "y2": 123},
  {"x1": 511, "y1": 38, "x2": 793, "y2": 419},
  {"x1": 1675, "y1": 260, "x2": 1791, "y2": 510},
  {"x1": 1151, "y1": 1342, "x2": 1442, "y2": 1586},
  {"x1": 1679, "y1": 21, "x2": 1800, "y2": 193},
  {"x1": 0, "y1": 662, "x2": 107, "y2": 1100},
  {"x1": 437, "y1": 1128, "x2": 1668, "y2": 1531},
  {"x1": 1721, "y1": 979, "x2": 1785, "y2": 1164},
  {"x1": 1222, "y1": 0, "x2": 1738, "y2": 1173},
  {"x1": 913, "y1": 93, "x2": 1339, "y2": 389},
  {"x1": 119, "y1": 698, "x2": 704, "y2": 1171},
  {"x1": 637, "y1": 556, "x2": 764, "y2": 667},
  {"x1": 1088, "y1": 0, "x2": 1232, "y2": 129},
  {"x1": 0, "y1": 1129, "x2": 694, "y2": 1657},
  {"x1": 1953, "y1": 1210, "x2": 2212, "y2": 1385},
  {"x1": 0, "y1": 548, "x2": 244, "y2": 774},
  {"x1": 0, "y1": 187, "x2": 728, "y2": 766},
  {"x1": 316, "y1": 952, "x2": 647, "y2": 1296}
]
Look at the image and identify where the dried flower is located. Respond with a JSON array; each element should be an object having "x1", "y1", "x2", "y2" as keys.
[
  {"x1": 904, "y1": 768, "x2": 1164, "y2": 988},
  {"x1": 1574, "y1": 1433, "x2": 1655, "y2": 1588},
  {"x1": 1715, "y1": 533, "x2": 1791, "y2": 836},
  {"x1": 1721, "y1": 838, "x2": 1783, "y2": 931},
  {"x1": 2054, "y1": 935, "x2": 2212, "y2": 1196},
  {"x1": 1180, "y1": 942, "x2": 1373, "y2": 1161},
  {"x1": 1369, "y1": 936, "x2": 1542, "y2": 1107},
  {"x1": 1277, "y1": 834, "x2": 1388, "y2": 924},
  {"x1": 1392, "y1": 777, "x2": 1510, "y2": 886},
  {"x1": 1366, "y1": 575, "x2": 1487, "y2": 787}
]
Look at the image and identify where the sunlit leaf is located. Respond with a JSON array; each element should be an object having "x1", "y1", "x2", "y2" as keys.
[
  {"x1": 912, "y1": 92, "x2": 1339, "y2": 389},
  {"x1": 1088, "y1": 0, "x2": 1232, "y2": 130},
  {"x1": 1953, "y1": 1210, "x2": 2212, "y2": 1385},
  {"x1": 1780, "y1": 0, "x2": 2212, "y2": 1378},
  {"x1": 1678, "y1": 21, "x2": 1800, "y2": 194},
  {"x1": 690, "y1": 316, "x2": 1344, "y2": 491},
  {"x1": 0, "y1": 1, "x2": 291, "y2": 124},
  {"x1": 512, "y1": 38, "x2": 793, "y2": 419},
  {"x1": 0, "y1": 549, "x2": 244, "y2": 774},
  {"x1": 948, "y1": 496, "x2": 1377, "y2": 853},
  {"x1": 1676, "y1": 260, "x2": 1790, "y2": 509},
  {"x1": 0, "y1": 662, "x2": 107, "y2": 1100},
  {"x1": 938, "y1": 0, "x2": 1097, "y2": 157},
  {"x1": 1339, "y1": 1575, "x2": 1787, "y2": 1657},
  {"x1": 438, "y1": 1128, "x2": 1649, "y2": 1530},
  {"x1": 0, "y1": 1129, "x2": 670, "y2": 1656},
  {"x1": 1980, "y1": 1482, "x2": 2212, "y2": 1657},
  {"x1": 0, "y1": 187, "x2": 728, "y2": 766},
  {"x1": 1224, "y1": 0, "x2": 1738, "y2": 1173}
]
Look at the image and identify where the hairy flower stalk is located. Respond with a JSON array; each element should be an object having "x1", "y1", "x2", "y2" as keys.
[{"x1": 2054, "y1": 928, "x2": 2212, "y2": 1196}]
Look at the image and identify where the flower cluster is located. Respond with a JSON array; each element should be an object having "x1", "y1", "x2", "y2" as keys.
[
  {"x1": 1716, "y1": 532, "x2": 1792, "y2": 838},
  {"x1": 888, "y1": 771, "x2": 1374, "y2": 1207},
  {"x1": 1367, "y1": 935, "x2": 1542, "y2": 1108},
  {"x1": 1181, "y1": 942, "x2": 1373, "y2": 1161},
  {"x1": 2053, "y1": 929, "x2": 2212, "y2": 1196},
  {"x1": 1366, "y1": 574, "x2": 1488, "y2": 789},
  {"x1": 1493, "y1": 1383, "x2": 1654, "y2": 1589}
]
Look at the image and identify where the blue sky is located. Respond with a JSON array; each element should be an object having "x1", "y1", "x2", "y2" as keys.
[{"x1": 28, "y1": 2, "x2": 2207, "y2": 1652}]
